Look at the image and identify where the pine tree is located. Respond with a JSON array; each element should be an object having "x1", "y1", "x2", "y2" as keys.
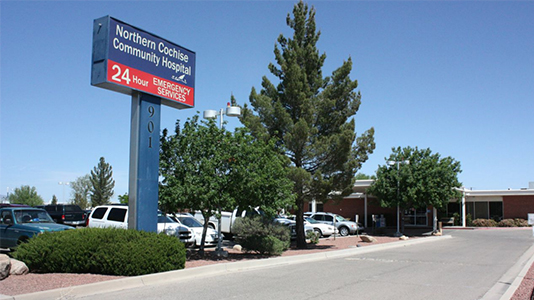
[
  {"x1": 240, "y1": 1, "x2": 375, "y2": 248},
  {"x1": 89, "y1": 157, "x2": 115, "y2": 207}
]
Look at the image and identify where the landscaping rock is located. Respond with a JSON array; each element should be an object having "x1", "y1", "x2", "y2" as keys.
[
  {"x1": 232, "y1": 244, "x2": 242, "y2": 252},
  {"x1": 399, "y1": 235, "x2": 409, "y2": 240},
  {"x1": 0, "y1": 254, "x2": 11, "y2": 280},
  {"x1": 360, "y1": 235, "x2": 377, "y2": 243},
  {"x1": 10, "y1": 259, "x2": 29, "y2": 276}
]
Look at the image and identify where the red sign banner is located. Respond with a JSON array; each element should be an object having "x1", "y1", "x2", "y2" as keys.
[{"x1": 107, "y1": 60, "x2": 194, "y2": 107}]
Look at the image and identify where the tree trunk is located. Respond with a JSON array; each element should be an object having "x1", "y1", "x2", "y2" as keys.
[{"x1": 295, "y1": 198, "x2": 307, "y2": 249}]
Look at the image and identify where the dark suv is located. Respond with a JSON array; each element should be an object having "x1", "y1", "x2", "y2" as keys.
[{"x1": 38, "y1": 204, "x2": 86, "y2": 227}]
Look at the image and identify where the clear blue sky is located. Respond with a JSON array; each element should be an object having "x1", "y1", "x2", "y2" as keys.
[{"x1": 1, "y1": 1, "x2": 533, "y2": 203}]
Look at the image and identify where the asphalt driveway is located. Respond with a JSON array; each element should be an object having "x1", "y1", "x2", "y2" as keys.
[{"x1": 7, "y1": 228, "x2": 532, "y2": 300}]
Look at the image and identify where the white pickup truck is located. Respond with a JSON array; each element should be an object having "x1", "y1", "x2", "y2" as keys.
[{"x1": 194, "y1": 207, "x2": 263, "y2": 237}]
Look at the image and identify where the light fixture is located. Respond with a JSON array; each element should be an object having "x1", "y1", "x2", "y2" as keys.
[
  {"x1": 203, "y1": 103, "x2": 241, "y2": 129},
  {"x1": 202, "y1": 103, "x2": 241, "y2": 256}
]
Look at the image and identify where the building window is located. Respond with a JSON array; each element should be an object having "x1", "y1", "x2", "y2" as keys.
[
  {"x1": 466, "y1": 202, "x2": 475, "y2": 218},
  {"x1": 465, "y1": 201, "x2": 503, "y2": 221},
  {"x1": 403, "y1": 208, "x2": 427, "y2": 226},
  {"x1": 489, "y1": 202, "x2": 503, "y2": 221},
  {"x1": 474, "y1": 202, "x2": 488, "y2": 219}
]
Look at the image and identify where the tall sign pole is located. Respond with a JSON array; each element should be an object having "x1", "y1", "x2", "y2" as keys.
[
  {"x1": 129, "y1": 92, "x2": 161, "y2": 231},
  {"x1": 91, "y1": 16, "x2": 195, "y2": 232}
]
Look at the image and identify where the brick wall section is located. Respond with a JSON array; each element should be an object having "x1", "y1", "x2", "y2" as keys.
[
  {"x1": 503, "y1": 195, "x2": 534, "y2": 219},
  {"x1": 323, "y1": 199, "x2": 364, "y2": 219}
]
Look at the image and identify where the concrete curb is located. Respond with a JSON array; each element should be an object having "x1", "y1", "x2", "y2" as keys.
[
  {"x1": 2, "y1": 235, "x2": 452, "y2": 300},
  {"x1": 495, "y1": 242, "x2": 534, "y2": 300}
]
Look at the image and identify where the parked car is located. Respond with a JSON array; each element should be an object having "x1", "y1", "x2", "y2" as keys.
[
  {"x1": 194, "y1": 207, "x2": 263, "y2": 237},
  {"x1": 170, "y1": 213, "x2": 219, "y2": 247},
  {"x1": 286, "y1": 216, "x2": 338, "y2": 237},
  {"x1": 0, "y1": 204, "x2": 30, "y2": 208},
  {"x1": 274, "y1": 215, "x2": 316, "y2": 239},
  {"x1": 273, "y1": 214, "x2": 295, "y2": 226},
  {"x1": 87, "y1": 205, "x2": 195, "y2": 247},
  {"x1": 304, "y1": 217, "x2": 337, "y2": 237},
  {"x1": 0, "y1": 207, "x2": 73, "y2": 249},
  {"x1": 304, "y1": 212, "x2": 362, "y2": 236},
  {"x1": 36, "y1": 204, "x2": 86, "y2": 227},
  {"x1": 157, "y1": 212, "x2": 196, "y2": 247},
  {"x1": 287, "y1": 222, "x2": 316, "y2": 240},
  {"x1": 86, "y1": 205, "x2": 128, "y2": 229}
]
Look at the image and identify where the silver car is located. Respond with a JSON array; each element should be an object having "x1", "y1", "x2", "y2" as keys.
[{"x1": 304, "y1": 212, "x2": 362, "y2": 236}]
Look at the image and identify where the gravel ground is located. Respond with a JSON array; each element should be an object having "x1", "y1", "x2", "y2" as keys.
[
  {"x1": 511, "y1": 263, "x2": 534, "y2": 300},
  {"x1": 1, "y1": 234, "x2": 532, "y2": 298}
]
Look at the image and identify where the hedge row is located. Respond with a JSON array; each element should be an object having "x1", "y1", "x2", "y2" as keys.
[
  {"x1": 471, "y1": 218, "x2": 529, "y2": 227},
  {"x1": 12, "y1": 227, "x2": 186, "y2": 276}
]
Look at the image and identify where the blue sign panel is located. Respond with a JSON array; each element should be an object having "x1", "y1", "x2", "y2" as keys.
[{"x1": 92, "y1": 16, "x2": 195, "y2": 109}]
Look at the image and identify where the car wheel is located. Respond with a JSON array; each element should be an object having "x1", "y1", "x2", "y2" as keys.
[
  {"x1": 339, "y1": 226, "x2": 349, "y2": 237},
  {"x1": 314, "y1": 228, "x2": 323, "y2": 237},
  {"x1": 208, "y1": 224, "x2": 216, "y2": 230}
]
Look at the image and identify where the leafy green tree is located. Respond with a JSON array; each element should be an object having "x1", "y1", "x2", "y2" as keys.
[
  {"x1": 8, "y1": 185, "x2": 44, "y2": 207},
  {"x1": 118, "y1": 193, "x2": 129, "y2": 205},
  {"x1": 367, "y1": 146, "x2": 462, "y2": 221},
  {"x1": 159, "y1": 115, "x2": 294, "y2": 254},
  {"x1": 355, "y1": 173, "x2": 376, "y2": 180},
  {"x1": 70, "y1": 174, "x2": 91, "y2": 209},
  {"x1": 239, "y1": 1, "x2": 375, "y2": 248},
  {"x1": 72, "y1": 193, "x2": 86, "y2": 209},
  {"x1": 90, "y1": 157, "x2": 115, "y2": 207},
  {"x1": 51, "y1": 195, "x2": 58, "y2": 205}
]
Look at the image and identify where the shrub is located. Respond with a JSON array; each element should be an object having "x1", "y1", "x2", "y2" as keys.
[
  {"x1": 453, "y1": 213, "x2": 461, "y2": 226},
  {"x1": 306, "y1": 230, "x2": 319, "y2": 244},
  {"x1": 472, "y1": 219, "x2": 497, "y2": 227},
  {"x1": 453, "y1": 213, "x2": 474, "y2": 226},
  {"x1": 466, "y1": 214, "x2": 473, "y2": 226},
  {"x1": 514, "y1": 218, "x2": 529, "y2": 227},
  {"x1": 232, "y1": 216, "x2": 290, "y2": 256},
  {"x1": 237, "y1": 235, "x2": 287, "y2": 256},
  {"x1": 12, "y1": 227, "x2": 186, "y2": 276},
  {"x1": 497, "y1": 218, "x2": 529, "y2": 227},
  {"x1": 498, "y1": 219, "x2": 516, "y2": 227}
]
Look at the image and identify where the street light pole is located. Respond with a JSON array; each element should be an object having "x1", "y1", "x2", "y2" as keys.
[
  {"x1": 203, "y1": 103, "x2": 241, "y2": 257},
  {"x1": 387, "y1": 160, "x2": 409, "y2": 237}
]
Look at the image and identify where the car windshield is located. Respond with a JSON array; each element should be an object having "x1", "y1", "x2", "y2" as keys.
[
  {"x1": 305, "y1": 217, "x2": 319, "y2": 224},
  {"x1": 157, "y1": 214, "x2": 176, "y2": 224},
  {"x1": 178, "y1": 216, "x2": 203, "y2": 227},
  {"x1": 14, "y1": 210, "x2": 54, "y2": 224},
  {"x1": 335, "y1": 215, "x2": 347, "y2": 222}
]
